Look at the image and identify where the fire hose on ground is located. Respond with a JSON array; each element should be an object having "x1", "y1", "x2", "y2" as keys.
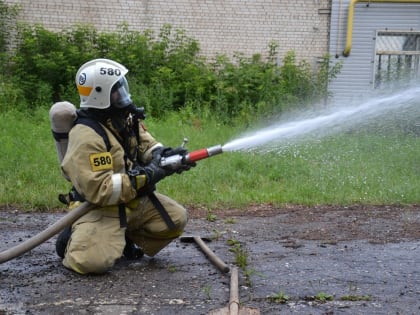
[{"x1": 0, "y1": 145, "x2": 223, "y2": 264}]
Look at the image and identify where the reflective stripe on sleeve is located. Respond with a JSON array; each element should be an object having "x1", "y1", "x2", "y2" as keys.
[{"x1": 108, "y1": 174, "x2": 122, "y2": 205}]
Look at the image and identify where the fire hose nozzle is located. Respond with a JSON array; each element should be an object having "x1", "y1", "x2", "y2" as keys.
[
  {"x1": 206, "y1": 144, "x2": 223, "y2": 157},
  {"x1": 186, "y1": 144, "x2": 223, "y2": 163},
  {"x1": 159, "y1": 144, "x2": 223, "y2": 170}
]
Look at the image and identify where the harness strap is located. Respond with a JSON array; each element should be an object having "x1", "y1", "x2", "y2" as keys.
[
  {"x1": 148, "y1": 192, "x2": 176, "y2": 230},
  {"x1": 76, "y1": 117, "x2": 112, "y2": 151},
  {"x1": 52, "y1": 131, "x2": 69, "y2": 141},
  {"x1": 118, "y1": 203, "x2": 127, "y2": 228}
]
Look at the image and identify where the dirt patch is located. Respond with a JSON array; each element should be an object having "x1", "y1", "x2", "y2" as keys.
[{"x1": 1, "y1": 204, "x2": 419, "y2": 314}]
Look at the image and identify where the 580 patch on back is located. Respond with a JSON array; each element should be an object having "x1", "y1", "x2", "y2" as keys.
[{"x1": 89, "y1": 152, "x2": 113, "y2": 171}]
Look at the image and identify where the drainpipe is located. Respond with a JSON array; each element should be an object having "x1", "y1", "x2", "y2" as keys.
[{"x1": 343, "y1": 0, "x2": 420, "y2": 57}]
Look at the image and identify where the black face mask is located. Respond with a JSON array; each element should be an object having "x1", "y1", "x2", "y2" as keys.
[
  {"x1": 79, "y1": 106, "x2": 127, "y2": 125},
  {"x1": 81, "y1": 104, "x2": 144, "y2": 127}
]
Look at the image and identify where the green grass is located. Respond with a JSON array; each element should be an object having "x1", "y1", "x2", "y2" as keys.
[{"x1": 1, "y1": 107, "x2": 419, "y2": 211}]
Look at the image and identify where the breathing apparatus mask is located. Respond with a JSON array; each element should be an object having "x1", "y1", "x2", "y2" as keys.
[
  {"x1": 109, "y1": 77, "x2": 145, "y2": 122},
  {"x1": 110, "y1": 77, "x2": 132, "y2": 109}
]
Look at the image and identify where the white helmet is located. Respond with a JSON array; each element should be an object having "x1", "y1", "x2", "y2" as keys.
[{"x1": 76, "y1": 58, "x2": 132, "y2": 109}]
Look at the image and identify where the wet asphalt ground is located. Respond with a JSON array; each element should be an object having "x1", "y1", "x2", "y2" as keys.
[{"x1": 0, "y1": 205, "x2": 419, "y2": 314}]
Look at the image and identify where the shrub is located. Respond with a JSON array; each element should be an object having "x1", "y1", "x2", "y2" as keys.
[{"x1": 3, "y1": 21, "x2": 341, "y2": 124}]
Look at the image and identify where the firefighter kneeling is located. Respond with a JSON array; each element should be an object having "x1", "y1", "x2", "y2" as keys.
[{"x1": 52, "y1": 59, "x2": 194, "y2": 274}]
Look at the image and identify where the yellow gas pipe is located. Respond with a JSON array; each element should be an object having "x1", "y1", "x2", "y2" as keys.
[{"x1": 343, "y1": 0, "x2": 420, "y2": 57}]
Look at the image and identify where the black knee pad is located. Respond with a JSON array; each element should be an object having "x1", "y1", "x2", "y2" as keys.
[{"x1": 55, "y1": 226, "x2": 72, "y2": 258}]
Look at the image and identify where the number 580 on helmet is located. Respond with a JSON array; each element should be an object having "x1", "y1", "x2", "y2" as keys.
[{"x1": 76, "y1": 58, "x2": 132, "y2": 109}]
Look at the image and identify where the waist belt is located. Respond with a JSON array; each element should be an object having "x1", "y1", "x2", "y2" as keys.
[
  {"x1": 59, "y1": 188, "x2": 175, "y2": 230},
  {"x1": 59, "y1": 187, "x2": 128, "y2": 228}
]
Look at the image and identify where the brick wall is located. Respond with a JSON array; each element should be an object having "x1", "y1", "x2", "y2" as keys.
[{"x1": 6, "y1": 0, "x2": 331, "y2": 63}]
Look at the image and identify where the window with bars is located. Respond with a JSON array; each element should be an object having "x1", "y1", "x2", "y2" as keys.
[{"x1": 374, "y1": 31, "x2": 420, "y2": 89}]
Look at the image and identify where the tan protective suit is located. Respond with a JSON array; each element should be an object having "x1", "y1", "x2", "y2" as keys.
[{"x1": 61, "y1": 119, "x2": 187, "y2": 274}]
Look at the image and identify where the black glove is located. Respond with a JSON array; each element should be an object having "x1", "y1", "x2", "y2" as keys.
[
  {"x1": 152, "y1": 146, "x2": 196, "y2": 174},
  {"x1": 129, "y1": 158, "x2": 168, "y2": 191},
  {"x1": 144, "y1": 157, "x2": 168, "y2": 184},
  {"x1": 152, "y1": 146, "x2": 187, "y2": 159}
]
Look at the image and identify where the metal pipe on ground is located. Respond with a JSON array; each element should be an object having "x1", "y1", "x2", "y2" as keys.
[
  {"x1": 180, "y1": 235, "x2": 230, "y2": 273},
  {"x1": 208, "y1": 266, "x2": 260, "y2": 315}
]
